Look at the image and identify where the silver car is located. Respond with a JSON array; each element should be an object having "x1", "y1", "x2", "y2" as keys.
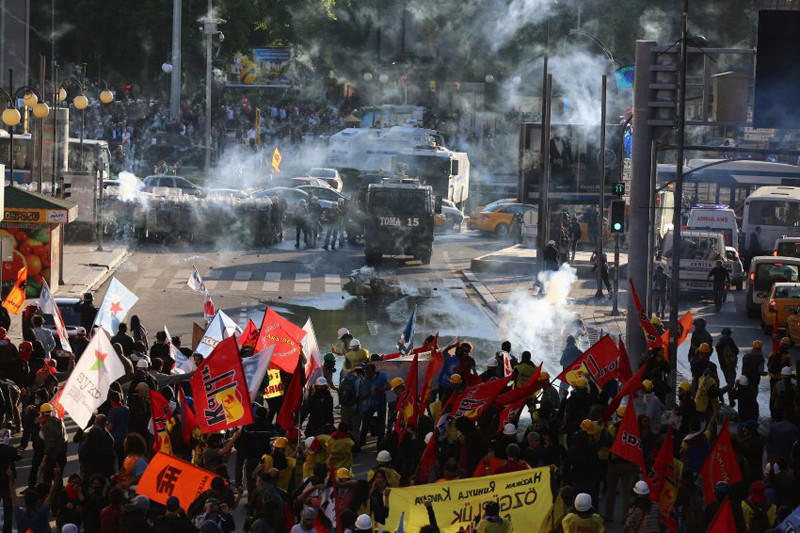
[{"x1": 725, "y1": 246, "x2": 744, "y2": 290}]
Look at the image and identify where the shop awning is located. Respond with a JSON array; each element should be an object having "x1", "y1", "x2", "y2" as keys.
[{"x1": 4, "y1": 186, "x2": 78, "y2": 224}]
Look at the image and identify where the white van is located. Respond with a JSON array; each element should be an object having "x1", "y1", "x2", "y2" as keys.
[
  {"x1": 686, "y1": 206, "x2": 740, "y2": 251},
  {"x1": 773, "y1": 237, "x2": 800, "y2": 259},
  {"x1": 661, "y1": 229, "x2": 726, "y2": 293},
  {"x1": 746, "y1": 255, "x2": 800, "y2": 317}
]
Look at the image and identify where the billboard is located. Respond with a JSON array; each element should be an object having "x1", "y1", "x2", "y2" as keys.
[{"x1": 226, "y1": 47, "x2": 292, "y2": 87}]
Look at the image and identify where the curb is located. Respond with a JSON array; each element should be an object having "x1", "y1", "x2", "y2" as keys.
[
  {"x1": 86, "y1": 249, "x2": 132, "y2": 291},
  {"x1": 463, "y1": 269, "x2": 499, "y2": 315}
]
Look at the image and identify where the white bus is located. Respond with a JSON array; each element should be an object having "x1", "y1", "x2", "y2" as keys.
[{"x1": 742, "y1": 186, "x2": 800, "y2": 258}]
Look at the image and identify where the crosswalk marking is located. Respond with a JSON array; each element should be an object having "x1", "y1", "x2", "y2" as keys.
[
  {"x1": 325, "y1": 274, "x2": 341, "y2": 293},
  {"x1": 135, "y1": 277, "x2": 156, "y2": 289},
  {"x1": 295, "y1": 273, "x2": 311, "y2": 293},
  {"x1": 167, "y1": 269, "x2": 192, "y2": 289},
  {"x1": 142, "y1": 268, "x2": 163, "y2": 278},
  {"x1": 206, "y1": 269, "x2": 222, "y2": 279},
  {"x1": 262, "y1": 272, "x2": 281, "y2": 292},
  {"x1": 230, "y1": 271, "x2": 252, "y2": 291}
]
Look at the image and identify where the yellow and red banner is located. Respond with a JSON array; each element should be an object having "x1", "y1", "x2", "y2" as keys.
[
  {"x1": 190, "y1": 336, "x2": 253, "y2": 432},
  {"x1": 137, "y1": 452, "x2": 215, "y2": 510},
  {"x1": 385, "y1": 467, "x2": 553, "y2": 533},
  {"x1": 2, "y1": 265, "x2": 26, "y2": 314}
]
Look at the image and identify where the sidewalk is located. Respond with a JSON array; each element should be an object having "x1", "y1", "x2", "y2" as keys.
[{"x1": 57, "y1": 241, "x2": 130, "y2": 297}]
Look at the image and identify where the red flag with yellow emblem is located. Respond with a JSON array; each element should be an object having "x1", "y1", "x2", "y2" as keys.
[
  {"x1": 190, "y1": 336, "x2": 253, "y2": 432},
  {"x1": 2, "y1": 265, "x2": 26, "y2": 314},
  {"x1": 394, "y1": 353, "x2": 419, "y2": 445}
]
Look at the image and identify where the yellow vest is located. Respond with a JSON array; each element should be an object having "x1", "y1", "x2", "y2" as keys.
[
  {"x1": 367, "y1": 466, "x2": 401, "y2": 488},
  {"x1": 561, "y1": 512, "x2": 605, "y2": 533},
  {"x1": 514, "y1": 362, "x2": 537, "y2": 389},
  {"x1": 344, "y1": 348, "x2": 369, "y2": 371},
  {"x1": 327, "y1": 436, "x2": 355, "y2": 471}
]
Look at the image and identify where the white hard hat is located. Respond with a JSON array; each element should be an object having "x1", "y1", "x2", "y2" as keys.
[
  {"x1": 305, "y1": 437, "x2": 315, "y2": 449},
  {"x1": 487, "y1": 358, "x2": 499, "y2": 368},
  {"x1": 424, "y1": 432, "x2": 433, "y2": 444},
  {"x1": 349, "y1": 338, "x2": 361, "y2": 349},
  {"x1": 548, "y1": 240, "x2": 556, "y2": 246},
  {"x1": 355, "y1": 514, "x2": 373, "y2": 530},
  {"x1": 502, "y1": 423, "x2": 516, "y2": 436},
  {"x1": 337, "y1": 327, "x2": 350, "y2": 339},
  {"x1": 633, "y1": 480, "x2": 650, "y2": 495},
  {"x1": 315, "y1": 376, "x2": 328, "y2": 387},
  {"x1": 736, "y1": 375, "x2": 749, "y2": 386},
  {"x1": 377, "y1": 450, "x2": 392, "y2": 463},
  {"x1": 136, "y1": 359, "x2": 149, "y2": 369},
  {"x1": 574, "y1": 493, "x2": 592, "y2": 512},
  {"x1": 782, "y1": 366, "x2": 794, "y2": 377}
]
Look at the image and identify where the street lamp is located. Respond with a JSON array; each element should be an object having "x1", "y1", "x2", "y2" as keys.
[
  {"x1": 0, "y1": 69, "x2": 49, "y2": 187},
  {"x1": 199, "y1": 3, "x2": 225, "y2": 174}
]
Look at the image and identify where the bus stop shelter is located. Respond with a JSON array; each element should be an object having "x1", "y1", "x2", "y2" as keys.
[{"x1": 0, "y1": 186, "x2": 77, "y2": 296}]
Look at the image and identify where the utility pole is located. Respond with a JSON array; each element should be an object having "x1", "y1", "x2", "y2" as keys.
[
  {"x1": 626, "y1": 40, "x2": 657, "y2": 367},
  {"x1": 595, "y1": 75, "x2": 607, "y2": 298},
  {"x1": 170, "y1": 0, "x2": 181, "y2": 121},
  {"x1": 201, "y1": 1, "x2": 224, "y2": 174},
  {"x1": 536, "y1": 58, "x2": 550, "y2": 269},
  {"x1": 667, "y1": 0, "x2": 690, "y2": 408}
]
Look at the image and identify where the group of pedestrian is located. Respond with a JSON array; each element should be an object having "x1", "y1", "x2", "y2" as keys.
[{"x1": 293, "y1": 197, "x2": 348, "y2": 251}]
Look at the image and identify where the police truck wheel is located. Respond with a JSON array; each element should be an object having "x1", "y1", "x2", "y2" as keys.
[
  {"x1": 494, "y1": 224, "x2": 509, "y2": 238},
  {"x1": 420, "y1": 252, "x2": 432, "y2": 265}
]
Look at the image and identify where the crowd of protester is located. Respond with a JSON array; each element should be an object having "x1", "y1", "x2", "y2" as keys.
[{"x1": 0, "y1": 288, "x2": 798, "y2": 532}]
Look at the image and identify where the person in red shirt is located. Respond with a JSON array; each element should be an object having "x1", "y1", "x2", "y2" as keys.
[
  {"x1": 99, "y1": 487, "x2": 124, "y2": 533},
  {"x1": 494, "y1": 443, "x2": 531, "y2": 474}
]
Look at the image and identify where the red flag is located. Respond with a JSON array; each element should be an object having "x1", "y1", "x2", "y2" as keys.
[
  {"x1": 604, "y1": 360, "x2": 649, "y2": 420},
  {"x1": 179, "y1": 388, "x2": 198, "y2": 448},
  {"x1": 629, "y1": 278, "x2": 664, "y2": 350},
  {"x1": 618, "y1": 337, "x2": 633, "y2": 382},
  {"x1": 495, "y1": 364, "x2": 543, "y2": 406},
  {"x1": 419, "y1": 351, "x2": 444, "y2": 411},
  {"x1": 699, "y1": 421, "x2": 743, "y2": 504},
  {"x1": 203, "y1": 292, "x2": 216, "y2": 323},
  {"x1": 450, "y1": 376, "x2": 512, "y2": 420},
  {"x1": 256, "y1": 308, "x2": 307, "y2": 373},
  {"x1": 708, "y1": 497, "x2": 737, "y2": 532},
  {"x1": 276, "y1": 365, "x2": 303, "y2": 430},
  {"x1": 610, "y1": 396, "x2": 645, "y2": 476},
  {"x1": 50, "y1": 383, "x2": 66, "y2": 420},
  {"x1": 660, "y1": 311, "x2": 693, "y2": 354},
  {"x1": 238, "y1": 319, "x2": 259, "y2": 348},
  {"x1": 394, "y1": 353, "x2": 420, "y2": 445},
  {"x1": 416, "y1": 395, "x2": 455, "y2": 483},
  {"x1": 189, "y1": 336, "x2": 254, "y2": 432},
  {"x1": 556, "y1": 335, "x2": 620, "y2": 388},
  {"x1": 648, "y1": 426, "x2": 679, "y2": 531},
  {"x1": 2, "y1": 265, "x2": 27, "y2": 315},
  {"x1": 149, "y1": 389, "x2": 172, "y2": 453},
  {"x1": 496, "y1": 397, "x2": 527, "y2": 434}
]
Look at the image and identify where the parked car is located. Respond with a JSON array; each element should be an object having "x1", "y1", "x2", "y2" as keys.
[
  {"x1": 290, "y1": 177, "x2": 332, "y2": 189},
  {"x1": 205, "y1": 188, "x2": 250, "y2": 199},
  {"x1": 253, "y1": 187, "x2": 335, "y2": 215},
  {"x1": 42, "y1": 297, "x2": 82, "y2": 339},
  {"x1": 308, "y1": 167, "x2": 343, "y2": 191},
  {"x1": 762, "y1": 282, "x2": 800, "y2": 334},
  {"x1": 297, "y1": 185, "x2": 347, "y2": 204},
  {"x1": 725, "y1": 246, "x2": 744, "y2": 290},
  {"x1": 470, "y1": 202, "x2": 538, "y2": 237},
  {"x1": 143, "y1": 175, "x2": 205, "y2": 197},
  {"x1": 435, "y1": 199, "x2": 464, "y2": 231}
]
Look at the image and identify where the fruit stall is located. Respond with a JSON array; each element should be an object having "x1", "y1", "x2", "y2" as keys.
[{"x1": 0, "y1": 186, "x2": 77, "y2": 296}]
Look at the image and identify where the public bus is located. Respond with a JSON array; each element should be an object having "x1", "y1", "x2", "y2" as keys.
[
  {"x1": 684, "y1": 159, "x2": 800, "y2": 208},
  {"x1": 0, "y1": 132, "x2": 111, "y2": 186},
  {"x1": 742, "y1": 186, "x2": 800, "y2": 257}
]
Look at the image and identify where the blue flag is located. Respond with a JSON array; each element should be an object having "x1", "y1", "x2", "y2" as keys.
[
  {"x1": 438, "y1": 354, "x2": 459, "y2": 390},
  {"x1": 399, "y1": 306, "x2": 416, "y2": 353},
  {"x1": 93, "y1": 277, "x2": 139, "y2": 335},
  {"x1": 396, "y1": 512, "x2": 405, "y2": 533}
]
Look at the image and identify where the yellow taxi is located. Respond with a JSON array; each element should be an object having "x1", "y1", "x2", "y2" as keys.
[
  {"x1": 469, "y1": 202, "x2": 538, "y2": 237},
  {"x1": 762, "y1": 282, "x2": 800, "y2": 335},
  {"x1": 467, "y1": 198, "x2": 515, "y2": 229}
]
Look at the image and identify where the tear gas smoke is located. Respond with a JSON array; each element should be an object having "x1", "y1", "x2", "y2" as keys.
[{"x1": 497, "y1": 263, "x2": 581, "y2": 376}]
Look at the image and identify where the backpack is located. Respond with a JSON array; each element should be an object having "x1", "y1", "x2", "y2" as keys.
[
  {"x1": 339, "y1": 374, "x2": 358, "y2": 408},
  {"x1": 742, "y1": 354, "x2": 761, "y2": 378},
  {"x1": 718, "y1": 340, "x2": 737, "y2": 369},
  {"x1": 747, "y1": 502, "x2": 771, "y2": 532}
]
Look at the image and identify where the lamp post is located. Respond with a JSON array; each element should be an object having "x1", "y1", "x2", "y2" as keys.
[
  {"x1": 0, "y1": 69, "x2": 49, "y2": 187},
  {"x1": 200, "y1": 2, "x2": 226, "y2": 175}
]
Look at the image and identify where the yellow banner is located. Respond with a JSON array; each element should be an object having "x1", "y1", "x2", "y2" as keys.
[
  {"x1": 263, "y1": 369, "x2": 284, "y2": 399},
  {"x1": 384, "y1": 467, "x2": 553, "y2": 533}
]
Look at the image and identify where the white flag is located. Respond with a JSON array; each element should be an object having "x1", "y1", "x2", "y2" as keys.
[
  {"x1": 58, "y1": 329, "x2": 126, "y2": 428},
  {"x1": 302, "y1": 318, "x2": 323, "y2": 390},
  {"x1": 93, "y1": 277, "x2": 139, "y2": 334},
  {"x1": 195, "y1": 310, "x2": 242, "y2": 357},
  {"x1": 187, "y1": 265, "x2": 207, "y2": 293},
  {"x1": 39, "y1": 281, "x2": 72, "y2": 354},
  {"x1": 164, "y1": 325, "x2": 196, "y2": 375},
  {"x1": 241, "y1": 345, "x2": 275, "y2": 401}
]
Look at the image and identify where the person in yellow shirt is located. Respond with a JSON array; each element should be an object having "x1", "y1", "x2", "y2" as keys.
[
  {"x1": 302, "y1": 435, "x2": 330, "y2": 479},
  {"x1": 258, "y1": 437, "x2": 296, "y2": 492},
  {"x1": 328, "y1": 422, "x2": 355, "y2": 471},
  {"x1": 342, "y1": 338, "x2": 369, "y2": 379},
  {"x1": 562, "y1": 493, "x2": 604, "y2": 533},
  {"x1": 476, "y1": 501, "x2": 511, "y2": 533},
  {"x1": 367, "y1": 450, "x2": 401, "y2": 488}
]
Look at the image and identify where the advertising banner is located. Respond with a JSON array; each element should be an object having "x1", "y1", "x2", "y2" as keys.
[{"x1": 227, "y1": 47, "x2": 292, "y2": 87}]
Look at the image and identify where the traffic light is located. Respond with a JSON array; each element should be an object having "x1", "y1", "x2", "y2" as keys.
[
  {"x1": 612, "y1": 182, "x2": 625, "y2": 198},
  {"x1": 610, "y1": 199, "x2": 626, "y2": 233}
]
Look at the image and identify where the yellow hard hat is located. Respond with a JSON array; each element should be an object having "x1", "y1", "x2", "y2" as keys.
[
  {"x1": 698, "y1": 343, "x2": 712, "y2": 354},
  {"x1": 450, "y1": 374, "x2": 463, "y2": 385},
  {"x1": 642, "y1": 379, "x2": 654, "y2": 391},
  {"x1": 650, "y1": 315, "x2": 662, "y2": 326},
  {"x1": 616, "y1": 405, "x2": 627, "y2": 418},
  {"x1": 580, "y1": 419, "x2": 600, "y2": 435},
  {"x1": 753, "y1": 340, "x2": 763, "y2": 350},
  {"x1": 781, "y1": 337, "x2": 791, "y2": 347},
  {"x1": 273, "y1": 437, "x2": 289, "y2": 449},
  {"x1": 39, "y1": 403, "x2": 53, "y2": 414},
  {"x1": 538, "y1": 371, "x2": 550, "y2": 381},
  {"x1": 679, "y1": 381, "x2": 692, "y2": 392},
  {"x1": 336, "y1": 468, "x2": 353, "y2": 480},
  {"x1": 575, "y1": 377, "x2": 588, "y2": 388},
  {"x1": 390, "y1": 377, "x2": 405, "y2": 390}
]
